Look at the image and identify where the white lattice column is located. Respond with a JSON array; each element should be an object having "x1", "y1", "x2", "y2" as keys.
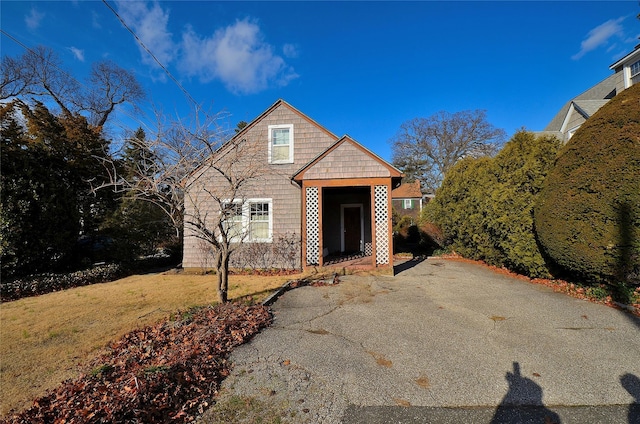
[
  {"x1": 305, "y1": 187, "x2": 320, "y2": 265},
  {"x1": 374, "y1": 185, "x2": 389, "y2": 265}
]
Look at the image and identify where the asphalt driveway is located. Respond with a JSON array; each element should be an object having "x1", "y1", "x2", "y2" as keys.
[{"x1": 206, "y1": 258, "x2": 640, "y2": 423}]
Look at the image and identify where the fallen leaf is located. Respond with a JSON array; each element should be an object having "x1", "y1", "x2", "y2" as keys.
[
  {"x1": 367, "y1": 351, "x2": 392, "y2": 368},
  {"x1": 532, "y1": 372, "x2": 541, "y2": 377},
  {"x1": 393, "y1": 398, "x2": 411, "y2": 407},
  {"x1": 416, "y1": 376, "x2": 430, "y2": 388}
]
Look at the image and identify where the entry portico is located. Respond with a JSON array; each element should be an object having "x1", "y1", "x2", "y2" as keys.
[{"x1": 293, "y1": 135, "x2": 403, "y2": 270}]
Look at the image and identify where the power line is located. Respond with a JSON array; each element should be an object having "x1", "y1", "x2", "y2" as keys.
[
  {"x1": 0, "y1": 28, "x2": 92, "y2": 103},
  {"x1": 1, "y1": 28, "x2": 151, "y2": 142},
  {"x1": 101, "y1": 0, "x2": 200, "y2": 110}
]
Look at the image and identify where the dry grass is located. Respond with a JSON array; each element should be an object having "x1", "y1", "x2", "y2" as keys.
[{"x1": 0, "y1": 270, "x2": 303, "y2": 416}]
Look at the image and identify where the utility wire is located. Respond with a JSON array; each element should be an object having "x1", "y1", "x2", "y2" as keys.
[
  {"x1": 1, "y1": 28, "x2": 152, "y2": 144},
  {"x1": 0, "y1": 28, "x2": 86, "y2": 90},
  {"x1": 101, "y1": 0, "x2": 200, "y2": 111}
]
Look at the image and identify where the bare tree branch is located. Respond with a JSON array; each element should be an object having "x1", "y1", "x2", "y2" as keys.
[
  {"x1": 1, "y1": 46, "x2": 144, "y2": 128},
  {"x1": 391, "y1": 110, "x2": 506, "y2": 193},
  {"x1": 95, "y1": 104, "x2": 270, "y2": 303}
]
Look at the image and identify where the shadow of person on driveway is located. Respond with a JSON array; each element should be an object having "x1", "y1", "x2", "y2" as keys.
[
  {"x1": 621, "y1": 373, "x2": 640, "y2": 424},
  {"x1": 491, "y1": 362, "x2": 561, "y2": 424}
]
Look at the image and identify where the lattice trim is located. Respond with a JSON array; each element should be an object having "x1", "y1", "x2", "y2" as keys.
[
  {"x1": 306, "y1": 187, "x2": 320, "y2": 265},
  {"x1": 374, "y1": 185, "x2": 389, "y2": 265}
]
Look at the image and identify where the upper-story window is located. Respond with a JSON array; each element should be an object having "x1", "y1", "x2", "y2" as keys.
[
  {"x1": 268, "y1": 124, "x2": 294, "y2": 164},
  {"x1": 631, "y1": 59, "x2": 640, "y2": 78}
]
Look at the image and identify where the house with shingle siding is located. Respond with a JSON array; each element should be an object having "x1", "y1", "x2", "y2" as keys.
[
  {"x1": 182, "y1": 100, "x2": 402, "y2": 272},
  {"x1": 540, "y1": 44, "x2": 640, "y2": 142},
  {"x1": 391, "y1": 180, "x2": 423, "y2": 221}
]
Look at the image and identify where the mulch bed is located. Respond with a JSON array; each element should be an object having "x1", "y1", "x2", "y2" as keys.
[{"x1": 2, "y1": 303, "x2": 272, "y2": 424}]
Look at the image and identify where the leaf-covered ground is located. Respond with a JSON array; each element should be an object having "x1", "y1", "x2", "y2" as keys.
[{"x1": 2, "y1": 303, "x2": 272, "y2": 424}]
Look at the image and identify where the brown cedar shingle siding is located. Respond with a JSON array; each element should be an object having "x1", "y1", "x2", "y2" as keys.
[
  {"x1": 182, "y1": 101, "x2": 338, "y2": 270},
  {"x1": 303, "y1": 142, "x2": 392, "y2": 180}
]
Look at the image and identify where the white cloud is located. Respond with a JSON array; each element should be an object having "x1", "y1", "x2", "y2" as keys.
[
  {"x1": 572, "y1": 17, "x2": 625, "y2": 60},
  {"x1": 114, "y1": 1, "x2": 297, "y2": 94},
  {"x1": 283, "y1": 43, "x2": 299, "y2": 58},
  {"x1": 180, "y1": 18, "x2": 298, "y2": 94},
  {"x1": 92, "y1": 11, "x2": 102, "y2": 29},
  {"x1": 115, "y1": 1, "x2": 176, "y2": 69},
  {"x1": 68, "y1": 47, "x2": 85, "y2": 62},
  {"x1": 25, "y1": 7, "x2": 44, "y2": 30}
]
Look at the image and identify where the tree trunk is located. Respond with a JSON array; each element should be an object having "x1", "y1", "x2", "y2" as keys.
[{"x1": 216, "y1": 250, "x2": 230, "y2": 303}]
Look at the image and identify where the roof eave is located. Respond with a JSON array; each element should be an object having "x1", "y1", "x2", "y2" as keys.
[{"x1": 609, "y1": 45, "x2": 640, "y2": 70}]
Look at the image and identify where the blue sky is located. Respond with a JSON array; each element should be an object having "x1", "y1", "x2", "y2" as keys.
[{"x1": 2, "y1": 1, "x2": 639, "y2": 161}]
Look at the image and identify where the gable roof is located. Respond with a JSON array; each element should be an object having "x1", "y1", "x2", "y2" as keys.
[
  {"x1": 544, "y1": 74, "x2": 617, "y2": 132},
  {"x1": 292, "y1": 135, "x2": 403, "y2": 182},
  {"x1": 233, "y1": 99, "x2": 338, "y2": 142},
  {"x1": 392, "y1": 180, "x2": 422, "y2": 198},
  {"x1": 185, "y1": 99, "x2": 339, "y2": 185}
]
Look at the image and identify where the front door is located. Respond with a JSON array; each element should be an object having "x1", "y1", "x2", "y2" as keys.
[{"x1": 343, "y1": 206, "x2": 361, "y2": 253}]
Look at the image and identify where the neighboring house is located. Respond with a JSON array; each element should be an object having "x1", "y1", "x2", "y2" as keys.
[
  {"x1": 610, "y1": 44, "x2": 640, "y2": 93},
  {"x1": 182, "y1": 99, "x2": 403, "y2": 272},
  {"x1": 392, "y1": 180, "x2": 423, "y2": 221},
  {"x1": 541, "y1": 74, "x2": 617, "y2": 143},
  {"x1": 540, "y1": 44, "x2": 639, "y2": 142}
]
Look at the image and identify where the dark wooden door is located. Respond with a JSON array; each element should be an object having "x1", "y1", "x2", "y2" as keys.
[{"x1": 344, "y1": 206, "x2": 361, "y2": 253}]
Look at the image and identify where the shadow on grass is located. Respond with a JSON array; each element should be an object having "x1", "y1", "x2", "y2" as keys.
[{"x1": 233, "y1": 287, "x2": 285, "y2": 305}]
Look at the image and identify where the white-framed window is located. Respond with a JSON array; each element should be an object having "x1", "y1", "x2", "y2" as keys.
[
  {"x1": 268, "y1": 124, "x2": 294, "y2": 164},
  {"x1": 221, "y1": 198, "x2": 273, "y2": 242},
  {"x1": 221, "y1": 201, "x2": 244, "y2": 240},
  {"x1": 631, "y1": 59, "x2": 640, "y2": 78},
  {"x1": 402, "y1": 199, "x2": 414, "y2": 209}
]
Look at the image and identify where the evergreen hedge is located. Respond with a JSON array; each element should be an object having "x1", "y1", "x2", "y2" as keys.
[
  {"x1": 425, "y1": 131, "x2": 561, "y2": 277},
  {"x1": 534, "y1": 83, "x2": 640, "y2": 286}
]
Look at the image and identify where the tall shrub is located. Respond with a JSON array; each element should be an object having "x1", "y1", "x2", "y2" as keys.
[
  {"x1": 535, "y1": 83, "x2": 640, "y2": 286},
  {"x1": 425, "y1": 156, "x2": 504, "y2": 264},
  {"x1": 425, "y1": 131, "x2": 560, "y2": 277},
  {"x1": 488, "y1": 132, "x2": 561, "y2": 277}
]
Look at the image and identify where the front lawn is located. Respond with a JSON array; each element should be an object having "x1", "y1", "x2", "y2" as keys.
[{"x1": 0, "y1": 271, "x2": 302, "y2": 416}]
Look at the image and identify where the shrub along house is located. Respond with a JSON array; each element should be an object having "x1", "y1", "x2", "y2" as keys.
[{"x1": 182, "y1": 100, "x2": 403, "y2": 272}]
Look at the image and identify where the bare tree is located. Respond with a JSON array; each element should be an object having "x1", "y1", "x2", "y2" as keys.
[
  {"x1": 183, "y1": 131, "x2": 270, "y2": 302},
  {"x1": 1, "y1": 46, "x2": 78, "y2": 116},
  {"x1": 1, "y1": 46, "x2": 143, "y2": 127},
  {"x1": 84, "y1": 60, "x2": 145, "y2": 128},
  {"x1": 391, "y1": 110, "x2": 506, "y2": 193},
  {"x1": 98, "y1": 105, "x2": 270, "y2": 303}
]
